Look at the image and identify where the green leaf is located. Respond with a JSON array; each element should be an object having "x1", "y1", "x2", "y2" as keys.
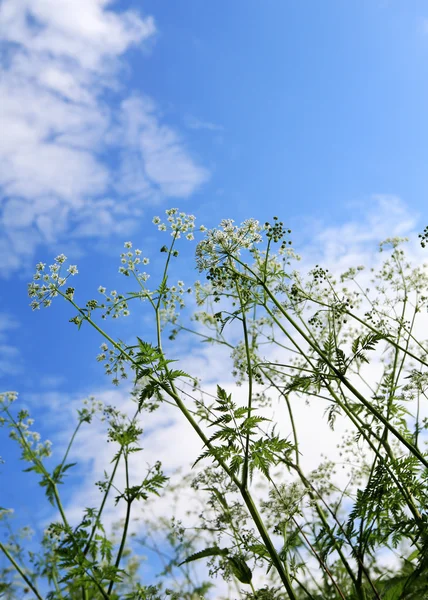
[
  {"x1": 227, "y1": 556, "x2": 252, "y2": 584},
  {"x1": 178, "y1": 546, "x2": 229, "y2": 566}
]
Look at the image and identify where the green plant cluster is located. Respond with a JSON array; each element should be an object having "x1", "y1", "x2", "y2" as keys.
[{"x1": 2, "y1": 209, "x2": 428, "y2": 599}]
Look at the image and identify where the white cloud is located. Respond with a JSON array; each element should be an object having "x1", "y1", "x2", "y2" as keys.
[
  {"x1": 0, "y1": 1, "x2": 208, "y2": 275},
  {"x1": 300, "y1": 194, "x2": 420, "y2": 272},
  {"x1": 114, "y1": 97, "x2": 209, "y2": 200}
]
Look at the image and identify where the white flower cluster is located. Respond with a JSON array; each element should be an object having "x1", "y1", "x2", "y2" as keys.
[
  {"x1": 152, "y1": 208, "x2": 204, "y2": 239},
  {"x1": 158, "y1": 278, "x2": 192, "y2": 327},
  {"x1": 195, "y1": 218, "x2": 263, "y2": 271},
  {"x1": 5, "y1": 409, "x2": 52, "y2": 460},
  {"x1": 28, "y1": 255, "x2": 78, "y2": 309},
  {"x1": 118, "y1": 241, "x2": 150, "y2": 282},
  {"x1": 97, "y1": 285, "x2": 131, "y2": 320},
  {"x1": 80, "y1": 396, "x2": 105, "y2": 420},
  {"x1": 96, "y1": 341, "x2": 132, "y2": 385},
  {"x1": 0, "y1": 391, "x2": 18, "y2": 409}
]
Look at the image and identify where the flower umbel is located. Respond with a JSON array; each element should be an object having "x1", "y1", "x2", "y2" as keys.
[{"x1": 28, "y1": 256, "x2": 78, "y2": 310}]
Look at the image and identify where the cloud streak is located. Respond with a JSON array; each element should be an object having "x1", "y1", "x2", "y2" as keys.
[{"x1": 0, "y1": 1, "x2": 208, "y2": 274}]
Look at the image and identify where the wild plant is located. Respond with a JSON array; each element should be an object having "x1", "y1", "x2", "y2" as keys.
[{"x1": 1, "y1": 209, "x2": 428, "y2": 598}]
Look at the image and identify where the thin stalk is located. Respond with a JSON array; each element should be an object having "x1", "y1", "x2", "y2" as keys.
[
  {"x1": 58, "y1": 419, "x2": 83, "y2": 473},
  {"x1": 173, "y1": 324, "x2": 234, "y2": 348},
  {"x1": 225, "y1": 260, "x2": 428, "y2": 466},
  {"x1": 270, "y1": 469, "x2": 359, "y2": 592},
  {"x1": 240, "y1": 487, "x2": 298, "y2": 599},
  {"x1": 0, "y1": 542, "x2": 43, "y2": 600},
  {"x1": 291, "y1": 283, "x2": 428, "y2": 369},
  {"x1": 294, "y1": 577, "x2": 317, "y2": 599},
  {"x1": 258, "y1": 312, "x2": 425, "y2": 536},
  {"x1": 292, "y1": 517, "x2": 347, "y2": 600},
  {"x1": 234, "y1": 275, "x2": 253, "y2": 489},
  {"x1": 256, "y1": 290, "x2": 428, "y2": 470},
  {"x1": 107, "y1": 452, "x2": 132, "y2": 597},
  {"x1": 51, "y1": 571, "x2": 65, "y2": 599},
  {"x1": 151, "y1": 297, "x2": 298, "y2": 597},
  {"x1": 83, "y1": 450, "x2": 123, "y2": 556},
  {"x1": 261, "y1": 368, "x2": 299, "y2": 466},
  {"x1": 291, "y1": 465, "x2": 381, "y2": 600}
]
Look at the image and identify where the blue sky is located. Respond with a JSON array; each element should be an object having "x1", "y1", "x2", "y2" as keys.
[{"x1": 1, "y1": 0, "x2": 428, "y2": 594}]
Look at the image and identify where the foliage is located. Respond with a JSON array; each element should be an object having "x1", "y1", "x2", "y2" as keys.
[{"x1": 2, "y1": 209, "x2": 428, "y2": 598}]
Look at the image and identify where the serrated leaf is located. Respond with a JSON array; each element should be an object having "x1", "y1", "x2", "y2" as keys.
[{"x1": 178, "y1": 546, "x2": 229, "y2": 566}]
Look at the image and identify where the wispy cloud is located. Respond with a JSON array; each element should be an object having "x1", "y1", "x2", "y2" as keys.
[
  {"x1": 299, "y1": 194, "x2": 421, "y2": 274},
  {"x1": 0, "y1": 1, "x2": 208, "y2": 274},
  {"x1": 114, "y1": 97, "x2": 209, "y2": 201},
  {"x1": 184, "y1": 115, "x2": 224, "y2": 132}
]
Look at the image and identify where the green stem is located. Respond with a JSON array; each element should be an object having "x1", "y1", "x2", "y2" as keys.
[
  {"x1": 83, "y1": 450, "x2": 123, "y2": 556},
  {"x1": 257, "y1": 288, "x2": 428, "y2": 470},
  {"x1": 292, "y1": 517, "x2": 346, "y2": 600},
  {"x1": 107, "y1": 452, "x2": 132, "y2": 597},
  {"x1": 234, "y1": 275, "x2": 253, "y2": 489},
  {"x1": 259, "y1": 309, "x2": 425, "y2": 538},
  {"x1": 0, "y1": 542, "x2": 43, "y2": 600},
  {"x1": 261, "y1": 368, "x2": 300, "y2": 466},
  {"x1": 240, "y1": 487, "x2": 297, "y2": 599},
  {"x1": 59, "y1": 419, "x2": 83, "y2": 472}
]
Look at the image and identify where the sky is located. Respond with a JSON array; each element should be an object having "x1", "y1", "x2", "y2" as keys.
[{"x1": 1, "y1": 0, "x2": 428, "y2": 595}]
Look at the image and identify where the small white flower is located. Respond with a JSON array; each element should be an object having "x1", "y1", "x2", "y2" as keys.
[
  {"x1": 142, "y1": 257, "x2": 149, "y2": 265},
  {"x1": 55, "y1": 254, "x2": 67, "y2": 264},
  {"x1": 98, "y1": 286, "x2": 106, "y2": 294},
  {"x1": 186, "y1": 233, "x2": 194, "y2": 241},
  {"x1": 153, "y1": 216, "x2": 161, "y2": 224},
  {"x1": 67, "y1": 265, "x2": 78, "y2": 275},
  {"x1": 124, "y1": 241, "x2": 132, "y2": 249},
  {"x1": 135, "y1": 249, "x2": 142, "y2": 255}
]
